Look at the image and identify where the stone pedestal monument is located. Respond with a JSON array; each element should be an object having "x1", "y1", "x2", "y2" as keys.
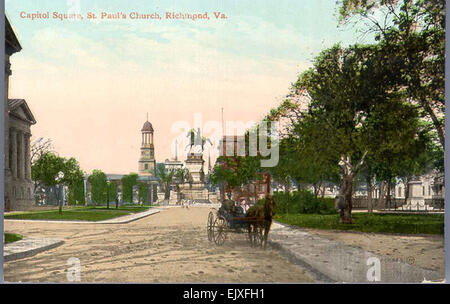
[
  {"x1": 180, "y1": 129, "x2": 211, "y2": 202},
  {"x1": 185, "y1": 153, "x2": 206, "y2": 189},
  {"x1": 402, "y1": 179, "x2": 434, "y2": 211}
]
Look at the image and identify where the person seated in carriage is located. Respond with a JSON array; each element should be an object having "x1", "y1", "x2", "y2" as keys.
[{"x1": 219, "y1": 192, "x2": 245, "y2": 218}]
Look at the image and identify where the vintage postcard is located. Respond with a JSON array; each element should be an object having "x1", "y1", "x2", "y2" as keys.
[{"x1": 1, "y1": 0, "x2": 447, "y2": 287}]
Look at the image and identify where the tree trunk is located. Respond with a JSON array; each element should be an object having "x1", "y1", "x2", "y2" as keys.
[
  {"x1": 313, "y1": 184, "x2": 318, "y2": 199},
  {"x1": 341, "y1": 174, "x2": 354, "y2": 224},
  {"x1": 284, "y1": 182, "x2": 290, "y2": 214},
  {"x1": 387, "y1": 179, "x2": 392, "y2": 210},
  {"x1": 367, "y1": 176, "x2": 373, "y2": 213},
  {"x1": 378, "y1": 181, "x2": 386, "y2": 210},
  {"x1": 285, "y1": 182, "x2": 290, "y2": 195},
  {"x1": 57, "y1": 185, "x2": 62, "y2": 214},
  {"x1": 403, "y1": 177, "x2": 410, "y2": 205},
  {"x1": 338, "y1": 154, "x2": 358, "y2": 224},
  {"x1": 318, "y1": 180, "x2": 324, "y2": 198},
  {"x1": 165, "y1": 183, "x2": 170, "y2": 200},
  {"x1": 421, "y1": 100, "x2": 445, "y2": 149}
]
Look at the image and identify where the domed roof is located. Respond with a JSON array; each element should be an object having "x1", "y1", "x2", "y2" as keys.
[{"x1": 141, "y1": 120, "x2": 154, "y2": 132}]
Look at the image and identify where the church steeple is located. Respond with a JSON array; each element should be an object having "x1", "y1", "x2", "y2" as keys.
[{"x1": 139, "y1": 115, "x2": 156, "y2": 176}]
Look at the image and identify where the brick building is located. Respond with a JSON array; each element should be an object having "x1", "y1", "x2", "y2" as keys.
[{"x1": 217, "y1": 136, "x2": 271, "y2": 205}]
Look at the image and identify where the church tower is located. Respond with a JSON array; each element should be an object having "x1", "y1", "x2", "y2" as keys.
[{"x1": 138, "y1": 115, "x2": 156, "y2": 176}]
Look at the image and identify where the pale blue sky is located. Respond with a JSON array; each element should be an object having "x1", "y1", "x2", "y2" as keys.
[
  {"x1": 6, "y1": 0, "x2": 370, "y2": 68},
  {"x1": 5, "y1": 0, "x2": 374, "y2": 173}
]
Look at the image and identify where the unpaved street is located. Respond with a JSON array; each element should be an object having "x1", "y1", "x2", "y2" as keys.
[{"x1": 4, "y1": 207, "x2": 314, "y2": 283}]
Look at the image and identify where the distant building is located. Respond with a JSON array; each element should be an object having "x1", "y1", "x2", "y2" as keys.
[
  {"x1": 84, "y1": 118, "x2": 159, "y2": 205},
  {"x1": 138, "y1": 116, "x2": 156, "y2": 176},
  {"x1": 164, "y1": 159, "x2": 183, "y2": 173},
  {"x1": 217, "y1": 136, "x2": 271, "y2": 205},
  {"x1": 164, "y1": 140, "x2": 183, "y2": 174},
  {"x1": 4, "y1": 17, "x2": 36, "y2": 211}
]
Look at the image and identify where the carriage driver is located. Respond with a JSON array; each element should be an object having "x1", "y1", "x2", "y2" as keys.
[{"x1": 220, "y1": 192, "x2": 244, "y2": 216}]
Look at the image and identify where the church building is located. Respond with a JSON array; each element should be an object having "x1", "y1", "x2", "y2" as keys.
[{"x1": 138, "y1": 116, "x2": 156, "y2": 176}]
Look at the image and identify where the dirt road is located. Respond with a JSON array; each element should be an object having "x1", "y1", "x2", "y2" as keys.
[{"x1": 4, "y1": 207, "x2": 314, "y2": 283}]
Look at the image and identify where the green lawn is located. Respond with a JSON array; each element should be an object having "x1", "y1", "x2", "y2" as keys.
[
  {"x1": 4, "y1": 206, "x2": 151, "y2": 222},
  {"x1": 275, "y1": 213, "x2": 445, "y2": 235},
  {"x1": 4, "y1": 233, "x2": 23, "y2": 244}
]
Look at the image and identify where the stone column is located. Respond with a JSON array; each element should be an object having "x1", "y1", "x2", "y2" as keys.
[
  {"x1": 5, "y1": 57, "x2": 11, "y2": 172},
  {"x1": 85, "y1": 179, "x2": 92, "y2": 205},
  {"x1": 83, "y1": 178, "x2": 88, "y2": 205},
  {"x1": 10, "y1": 128, "x2": 17, "y2": 178},
  {"x1": 25, "y1": 133, "x2": 31, "y2": 180},
  {"x1": 17, "y1": 130, "x2": 24, "y2": 180}
]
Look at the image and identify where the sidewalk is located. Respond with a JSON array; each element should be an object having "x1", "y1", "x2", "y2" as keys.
[
  {"x1": 4, "y1": 208, "x2": 161, "y2": 225},
  {"x1": 98, "y1": 208, "x2": 161, "y2": 224},
  {"x1": 4, "y1": 238, "x2": 64, "y2": 262},
  {"x1": 269, "y1": 222, "x2": 443, "y2": 283}
]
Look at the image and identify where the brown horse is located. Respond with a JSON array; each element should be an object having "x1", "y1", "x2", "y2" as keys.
[{"x1": 246, "y1": 195, "x2": 277, "y2": 248}]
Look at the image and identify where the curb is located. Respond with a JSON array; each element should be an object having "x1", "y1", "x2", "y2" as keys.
[
  {"x1": 268, "y1": 221, "x2": 443, "y2": 283},
  {"x1": 4, "y1": 238, "x2": 65, "y2": 262},
  {"x1": 269, "y1": 221, "x2": 335, "y2": 283},
  {"x1": 268, "y1": 240, "x2": 336, "y2": 283},
  {"x1": 4, "y1": 209, "x2": 161, "y2": 225},
  {"x1": 97, "y1": 209, "x2": 161, "y2": 224}
]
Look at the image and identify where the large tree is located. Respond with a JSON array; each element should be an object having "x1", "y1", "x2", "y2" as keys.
[
  {"x1": 175, "y1": 168, "x2": 189, "y2": 202},
  {"x1": 67, "y1": 179, "x2": 85, "y2": 206},
  {"x1": 138, "y1": 182, "x2": 148, "y2": 205},
  {"x1": 107, "y1": 181, "x2": 118, "y2": 209},
  {"x1": 338, "y1": 0, "x2": 445, "y2": 148},
  {"x1": 156, "y1": 164, "x2": 175, "y2": 200},
  {"x1": 294, "y1": 43, "x2": 430, "y2": 223},
  {"x1": 210, "y1": 153, "x2": 261, "y2": 201},
  {"x1": 87, "y1": 170, "x2": 108, "y2": 205},
  {"x1": 32, "y1": 152, "x2": 84, "y2": 213},
  {"x1": 64, "y1": 158, "x2": 85, "y2": 206},
  {"x1": 121, "y1": 173, "x2": 139, "y2": 203}
]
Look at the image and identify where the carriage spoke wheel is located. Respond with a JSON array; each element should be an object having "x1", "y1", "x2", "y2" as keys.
[
  {"x1": 207, "y1": 211, "x2": 215, "y2": 242},
  {"x1": 213, "y1": 216, "x2": 227, "y2": 246}
]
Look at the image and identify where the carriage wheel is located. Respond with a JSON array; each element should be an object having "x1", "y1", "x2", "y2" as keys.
[
  {"x1": 207, "y1": 211, "x2": 214, "y2": 242},
  {"x1": 251, "y1": 224, "x2": 264, "y2": 248},
  {"x1": 213, "y1": 216, "x2": 227, "y2": 246}
]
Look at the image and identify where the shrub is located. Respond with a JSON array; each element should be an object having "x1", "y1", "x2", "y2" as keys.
[{"x1": 273, "y1": 190, "x2": 337, "y2": 215}]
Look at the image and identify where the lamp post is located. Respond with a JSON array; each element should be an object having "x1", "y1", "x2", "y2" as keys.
[{"x1": 55, "y1": 171, "x2": 65, "y2": 214}]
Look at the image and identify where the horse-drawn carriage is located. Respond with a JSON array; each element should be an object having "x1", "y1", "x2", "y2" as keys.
[{"x1": 206, "y1": 197, "x2": 276, "y2": 248}]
